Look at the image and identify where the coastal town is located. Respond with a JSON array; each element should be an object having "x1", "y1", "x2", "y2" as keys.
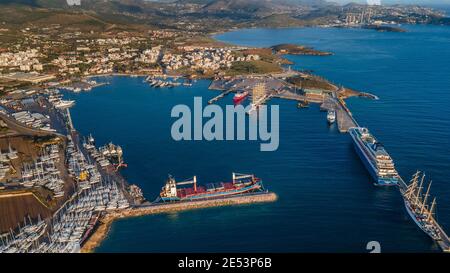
[
  {"x1": 0, "y1": 2, "x2": 446, "y2": 87},
  {"x1": 0, "y1": 16, "x2": 364, "y2": 252},
  {"x1": 1, "y1": 0, "x2": 450, "y2": 254}
]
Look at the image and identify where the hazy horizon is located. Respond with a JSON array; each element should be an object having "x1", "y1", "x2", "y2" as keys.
[{"x1": 331, "y1": 0, "x2": 450, "y2": 4}]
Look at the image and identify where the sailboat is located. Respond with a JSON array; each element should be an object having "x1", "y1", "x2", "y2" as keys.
[{"x1": 403, "y1": 171, "x2": 441, "y2": 241}]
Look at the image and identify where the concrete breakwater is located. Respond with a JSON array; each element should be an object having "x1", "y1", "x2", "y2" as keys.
[{"x1": 80, "y1": 192, "x2": 277, "y2": 253}]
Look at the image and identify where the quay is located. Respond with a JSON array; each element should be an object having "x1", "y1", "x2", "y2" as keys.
[
  {"x1": 335, "y1": 98, "x2": 358, "y2": 133},
  {"x1": 80, "y1": 191, "x2": 277, "y2": 253},
  {"x1": 274, "y1": 90, "x2": 321, "y2": 103},
  {"x1": 208, "y1": 74, "x2": 361, "y2": 133},
  {"x1": 435, "y1": 223, "x2": 450, "y2": 252}
]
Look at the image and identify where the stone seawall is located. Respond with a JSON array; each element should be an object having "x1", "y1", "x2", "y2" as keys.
[{"x1": 80, "y1": 192, "x2": 277, "y2": 253}]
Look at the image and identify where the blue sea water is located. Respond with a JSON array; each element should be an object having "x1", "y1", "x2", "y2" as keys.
[{"x1": 64, "y1": 24, "x2": 450, "y2": 252}]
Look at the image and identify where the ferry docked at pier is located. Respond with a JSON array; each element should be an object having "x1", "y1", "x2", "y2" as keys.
[
  {"x1": 349, "y1": 127, "x2": 399, "y2": 186},
  {"x1": 155, "y1": 173, "x2": 264, "y2": 202}
]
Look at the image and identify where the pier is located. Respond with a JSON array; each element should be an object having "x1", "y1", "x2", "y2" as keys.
[
  {"x1": 435, "y1": 224, "x2": 450, "y2": 252},
  {"x1": 208, "y1": 90, "x2": 233, "y2": 104},
  {"x1": 335, "y1": 98, "x2": 358, "y2": 132}
]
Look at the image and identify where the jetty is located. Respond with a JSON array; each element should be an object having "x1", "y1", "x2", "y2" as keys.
[
  {"x1": 208, "y1": 90, "x2": 233, "y2": 104},
  {"x1": 80, "y1": 191, "x2": 277, "y2": 253},
  {"x1": 137, "y1": 191, "x2": 276, "y2": 216}
]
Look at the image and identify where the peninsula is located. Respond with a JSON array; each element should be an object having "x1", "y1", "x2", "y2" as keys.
[{"x1": 271, "y1": 44, "x2": 333, "y2": 56}]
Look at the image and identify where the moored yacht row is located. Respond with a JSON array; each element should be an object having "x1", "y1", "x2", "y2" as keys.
[
  {"x1": 1, "y1": 133, "x2": 131, "y2": 253},
  {"x1": 20, "y1": 144, "x2": 65, "y2": 197},
  {"x1": 48, "y1": 91, "x2": 75, "y2": 110},
  {"x1": 145, "y1": 76, "x2": 192, "y2": 88},
  {"x1": 0, "y1": 143, "x2": 18, "y2": 180},
  {"x1": 82, "y1": 134, "x2": 126, "y2": 170},
  {"x1": 46, "y1": 178, "x2": 129, "y2": 253},
  {"x1": 0, "y1": 215, "x2": 47, "y2": 253}
]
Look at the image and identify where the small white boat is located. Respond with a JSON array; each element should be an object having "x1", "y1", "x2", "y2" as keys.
[{"x1": 327, "y1": 110, "x2": 336, "y2": 124}]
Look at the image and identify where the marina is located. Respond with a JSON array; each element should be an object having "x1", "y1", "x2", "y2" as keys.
[
  {"x1": 145, "y1": 76, "x2": 192, "y2": 88},
  {"x1": 0, "y1": 129, "x2": 132, "y2": 253},
  {"x1": 59, "y1": 79, "x2": 108, "y2": 93},
  {"x1": 0, "y1": 85, "x2": 277, "y2": 253}
]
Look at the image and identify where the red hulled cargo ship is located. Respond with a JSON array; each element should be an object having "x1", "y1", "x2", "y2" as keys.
[{"x1": 156, "y1": 173, "x2": 264, "y2": 202}]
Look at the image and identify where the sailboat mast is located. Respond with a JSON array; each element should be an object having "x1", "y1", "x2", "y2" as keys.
[
  {"x1": 427, "y1": 198, "x2": 436, "y2": 222},
  {"x1": 420, "y1": 181, "x2": 432, "y2": 214},
  {"x1": 414, "y1": 173, "x2": 426, "y2": 207},
  {"x1": 406, "y1": 171, "x2": 420, "y2": 198}
]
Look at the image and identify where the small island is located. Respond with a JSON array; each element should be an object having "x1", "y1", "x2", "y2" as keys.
[
  {"x1": 362, "y1": 25, "x2": 407, "y2": 33},
  {"x1": 270, "y1": 44, "x2": 333, "y2": 56}
]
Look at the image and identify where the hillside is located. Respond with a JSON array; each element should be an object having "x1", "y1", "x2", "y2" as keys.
[{"x1": 0, "y1": 0, "x2": 446, "y2": 33}]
